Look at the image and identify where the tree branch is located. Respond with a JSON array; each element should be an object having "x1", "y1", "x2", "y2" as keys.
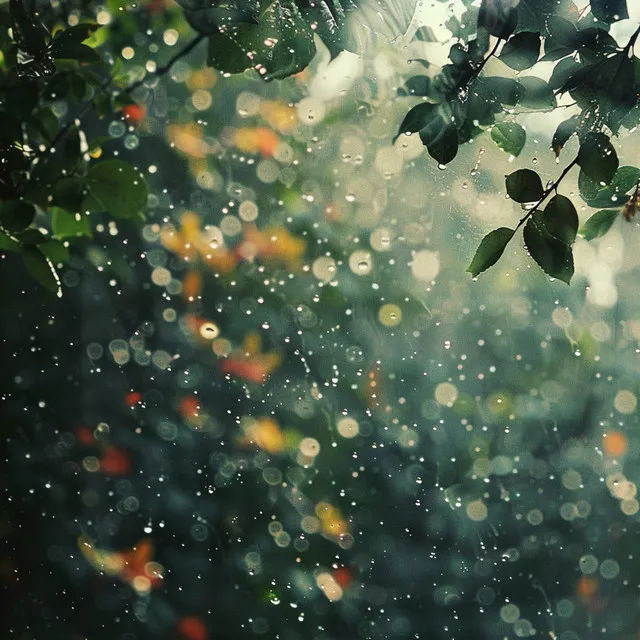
[
  {"x1": 35, "y1": 33, "x2": 206, "y2": 166},
  {"x1": 515, "y1": 156, "x2": 579, "y2": 230}
]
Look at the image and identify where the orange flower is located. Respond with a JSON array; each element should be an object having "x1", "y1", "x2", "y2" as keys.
[
  {"x1": 315, "y1": 502, "x2": 350, "y2": 541},
  {"x1": 167, "y1": 123, "x2": 211, "y2": 159},
  {"x1": 233, "y1": 126, "x2": 280, "y2": 157},
  {"x1": 220, "y1": 332, "x2": 281, "y2": 384},
  {"x1": 258, "y1": 100, "x2": 297, "y2": 134},
  {"x1": 182, "y1": 269, "x2": 202, "y2": 301},
  {"x1": 160, "y1": 211, "x2": 237, "y2": 273},
  {"x1": 241, "y1": 417, "x2": 286, "y2": 454},
  {"x1": 78, "y1": 536, "x2": 164, "y2": 594},
  {"x1": 240, "y1": 224, "x2": 306, "y2": 268}
]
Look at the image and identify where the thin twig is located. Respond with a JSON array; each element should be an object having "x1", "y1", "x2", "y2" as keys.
[
  {"x1": 36, "y1": 33, "x2": 206, "y2": 164},
  {"x1": 515, "y1": 156, "x2": 579, "y2": 230},
  {"x1": 125, "y1": 33, "x2": 206, "y2": 95}
]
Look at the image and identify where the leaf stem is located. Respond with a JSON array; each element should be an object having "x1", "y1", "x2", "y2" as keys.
[
  {"x1": 515, "y1": 156, "x2": 579, "y2": 230},
  {"x1": 125, "y1": 33, "x2": 206, "y2": 94},
  {"x1": 623, "y1": 25, "x2": 640, "y2": 56}
]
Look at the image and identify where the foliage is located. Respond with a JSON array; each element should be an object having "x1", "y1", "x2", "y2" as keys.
[{"x1": 395, "y1": 0, "x2": 640, "y2": 284}]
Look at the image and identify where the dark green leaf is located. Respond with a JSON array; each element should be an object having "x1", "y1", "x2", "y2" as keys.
[
  {"x1": 577, "y1": 28, "x2": 617, "y2": 58},
  {"x1": 543, "y1": 194, "x2": 579, "y2": 244},
  {"x1": 396, "y1": 102, "x2": 438, "y2": 139},
  {"x1": 477, "y1": 0, "x2": 518, "y2": 38},
  {"x1": 426, "y1": 126, "x2": 458, "y2": 165},
  {"x1": 590, "y1": 0, "x2": 628, "y2": 23},
  {"x1": 0, "y1": 232, "x2": 20, "y2": 252},
  {"x1": 21, "y1": 244, "x2": 60, "y2": 294},
  {"x1": 551, "y1": 116, "x2": 579, "y2": 157},
  {"x1": 50, "y1": 42, "x2": 101, "y2": 63},
  {"x1": 482, "y1": 76, "x2": 524, "y2": 105},
  {"x1": 540, "y1": 45, "x2": 574, "y2": 62},
  {"x1": 16, "y1": 228, "x2": 47, "y2": 244},
  {"x1": 467, "y1": 227, "x2": 515, "y2": 277},
  {"x1": 549, "y1": 56, "x2": 585, "y2": 90},
  {"x1": 499, "y1": 32, "x2": 541, "y2": 70},
  {"x1": 577, "y1": 132, "x2": 618, "y2": 185},
  {"x1": 506, "y1": 169, "x2": 544, "y2": 202},
  {"x1": 0, "y1": 200, "x2": 35, "y2": 232},
  {"x1": 207, "y1": 0, "x2": 315, "y2": 80},
  {"x1": 523, "y1": 210, "x2": 574, "y2": 283},
  {"x1": 83, "y1": 159, "x2": 148, "y2": 219},
  {"x1": 546, "y1": 16, "x2": 578, "y2": 48},
  {"x1": 516, "y1": 76, "x2": 556, "y2": 109},
  {"x1": 581, "y1": 166, "x2": 640, "y2": 208},
  {"x1": 53, "y1": 177, "x2": 86, "y2": 211},
  {"x1": 578, "y1": 169, "x2": 600, "y2": 202},
  {"x1": 491, "y1": 122, "x2": 526, "y2": 156},
  {"x1": 39, "y1": 238, "x2": 69, "y2": 263},
  {"x1": 50, "y1": 23, "x2": 100, "y2": 49},
  {"x1": 51, "y1": 207, "x2": 92, "y2": 239},
  {"x1": 399, "y1": 76, "x2": 431, "y2": 97},
  {"x1": 579, "y1": 209, "x2": 619, "y2": 240}
]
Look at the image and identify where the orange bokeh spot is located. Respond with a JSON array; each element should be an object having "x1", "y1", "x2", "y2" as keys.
[
  {"x1": 177, "y1": 616, "x2": 208, "y2": 640},
  {"x1": 234, "y1": 127, "x2": 280, "y2": 157},
  {"x1": 122, "y1": 104, "x2": 146, "y2": 125},
  {"x1": 75, "y1": 425, "x2": 95, "y2": 446},
  {"x1": 100, "y1": 446, "x2": 132, "y2": 476},
  {"x1": 603, "y1": 431, "x2": 628, "y2": 457},
  {"x1": 180, "y1": 395, "x2": 201, "y2": 418},
  {"x1": 576, "y1": 575, "x2": 598, "y2": 600},
  {"x1": 183, "y1": 270, "x2": 202, "y2": 301},
  {"x1": 125, "y1": 391, "x2": 142, "y2": 407},
  {"x1": 334, "y1": 567, "x2": 353, "y2": 588}
]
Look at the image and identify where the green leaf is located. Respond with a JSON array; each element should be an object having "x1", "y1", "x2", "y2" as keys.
[
  {"x1": 482, "y1": 77, "x2": 524, "y2": 105},
  {"x1": 0, "y1": 232, "x2": 20, "y2": 252},
  {"x1": 396, "y1": 102, "x2": 438, "y2": 139},
  {"x1": 590, "y1": 0, "x2": 628, "y2": 23},
  {"x1": 39, "y1": 238, "x2": 69, "y2": 264},
  {"x1": 21, "y1": 244, "x2": 60, "y2": 294},
  {"x1": 579, "y1": 209, "x2": 619, "y2": 240},
  {"x1": 83, "y1": 159, "x2": 148, "y2": 219},
  {"x1": 51, "y1": 207, "x2": 92, "y2": 239},
  {"x1": 581, "y1": 166, "x2": 640, "y2": 208},
  {"x1": 50, "y1": 42, "x2": 101, "y2": 63},
  {"x1": 546, "y1": 16, "x2": 578, "y2": 48},
  {"x1": 523, "y1": 210, "x2": 574, "y2": 284},
  {"x1": 207, "y1": 0, "x2": 316, "y2": 80},
  {"x1": 551, "y1": 116, "x2": 579, "y2": 157},
  {"x1": 491, "y1": 122, "x2": 526, "y2": 156},
  {"x1": 477, "y1": 0, "x2": 518, "y2": 38},
  {"x1": 499, "y1": 32, "x2": 541, "y2": 71},
  {"x1": 0, "y1": 200, "x2": 36, "y2": 232},
  {"x1": 399, "y1": 76, "x2": 431, "y2": 97},
  {"x1": 51, "y1": 23, "x2": 100, "y2": 48},
  {"x1": 516, "y1": 77, "x2": 556, "y2": 109},
  {"x1": 543, "y1": 194, "x2": 578, "y2": 244},
  {"x1": 15, "y1": 228, "x2": 47, "y2": 244},
  {"x1": 467, "y1": 227, "x2": 515, "y2": 277},
  {"x1": 53, "y1": 177, "x2": 86, "y2": 211},
  {"x1": 506, "y1": 169, "x2": 544, "y2": 203},
  {"x1": 577, "y1": 132, "x2": 618, "y2": 185},
  {"x1": 427, "y1": 126, "x2": 458, "y2": 165},
  {"x1": 578, "y1": 169, "x2": 600, "y2": 202}
]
